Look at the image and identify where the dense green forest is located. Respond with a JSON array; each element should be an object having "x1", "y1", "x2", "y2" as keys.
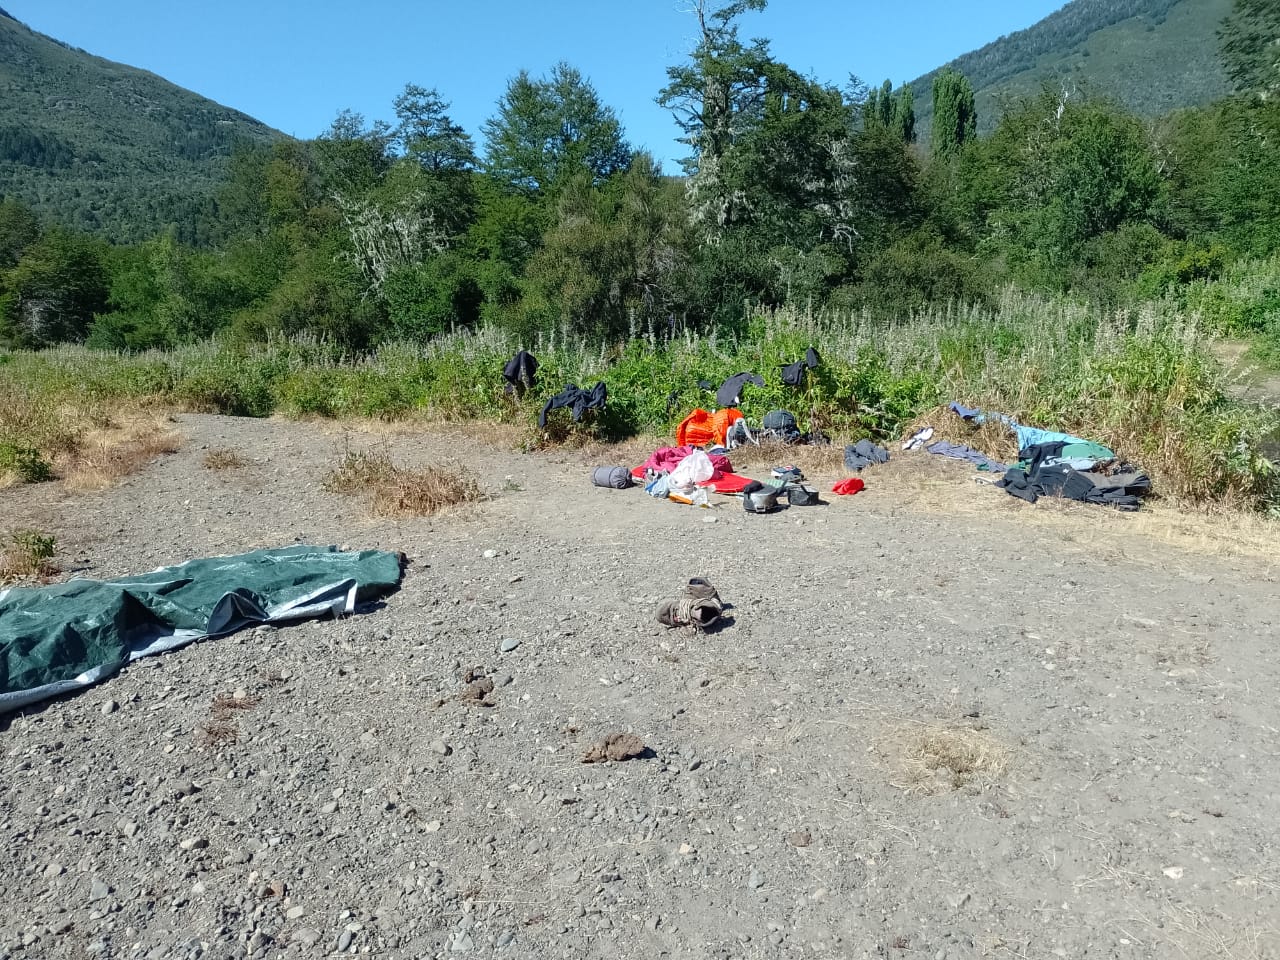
[
  {"x1": 2, "y1": 0, "x2": 1276, "y2": 354},
  {"x1": 0, "y1": 7, "x2": 281, "y2": 242},
  {"x1": 909, "y1": 0, "x2": 1233, "y2": 135}
]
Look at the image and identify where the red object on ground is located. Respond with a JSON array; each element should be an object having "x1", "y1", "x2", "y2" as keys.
[
  {"x1": 701, "y1": 472, "x2": 754, "y2": 494},
  {"x1": 831, "y1": 477, "x2": 866, "y2": 496},
  {"x1": 631, "y1": 447, "x2": 756, "y2": 494},
  {"x1": 638, "y1": 446, "x2": 733, "y2": 479}
]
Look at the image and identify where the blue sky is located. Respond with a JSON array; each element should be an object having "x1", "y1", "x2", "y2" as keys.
[{"x1": 7, "y1": 0, "x2": 1065, "y2": 170}]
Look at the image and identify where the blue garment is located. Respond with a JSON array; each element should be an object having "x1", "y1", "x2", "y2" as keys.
[
  {"x1": 947, "y1": 402, "x2": 1088, "y2": 454},
  {"x1": 926, "y1": 441, "x2": 1006, "y2": 472},
  {"x1": 644, "y1": 475, "x2": 670, "y2": 498},
  {"x1": 949, "y1": 402, "x2": 983, "y2": 421}
]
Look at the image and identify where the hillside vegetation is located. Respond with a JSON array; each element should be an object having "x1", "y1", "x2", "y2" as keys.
[
  {"x1": 0, "y1": 8, "x2": 282, "y2": 243},
  {"x1": 911, "y1": 0, "x2": 1233, "y2": 135},
  {"x1": 1, "y1": 0, "x2": 1278, "y2": 511}
]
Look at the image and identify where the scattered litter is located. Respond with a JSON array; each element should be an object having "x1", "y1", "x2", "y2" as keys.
[
  {"x1": 582, "y1": 732, "x2": 647, "y2": 763},
  {"x1": 928, "y1": 402, "x2": 1151, "y2": 510}
]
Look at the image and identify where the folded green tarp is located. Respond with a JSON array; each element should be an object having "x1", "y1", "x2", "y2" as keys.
[{"x1": 0, "y1": 545, "x2": 404, "y2": 714}]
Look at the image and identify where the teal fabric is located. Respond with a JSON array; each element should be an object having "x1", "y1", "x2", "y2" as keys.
[
  {"x1": 1, "y1": 546, "x2": 403, "y2": 713},
  {"x1": 1060, "y1": 441, "x2": 1116, "y2": 463}
]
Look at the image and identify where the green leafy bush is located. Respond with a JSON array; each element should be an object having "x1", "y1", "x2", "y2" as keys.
[{"x1": 0, "y1": 442, "x2": 53, "y2": 482}]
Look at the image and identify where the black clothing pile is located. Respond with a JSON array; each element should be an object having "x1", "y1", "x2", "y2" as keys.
[
  {"x1": 539, "y1": 382, "x2": 608, "y2": 427},
  {"x1": 997, "y1": 442, "x2": 1151, "y2": 512}
]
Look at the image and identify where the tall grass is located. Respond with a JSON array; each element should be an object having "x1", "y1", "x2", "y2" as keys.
[{"x1": 1, "y1": 290, "x2": 1276, "y2": 509}]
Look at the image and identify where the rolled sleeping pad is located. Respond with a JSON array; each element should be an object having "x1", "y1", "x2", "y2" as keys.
[{"x1": 591, "y1": 465, "x2": 633, "y2": 490}]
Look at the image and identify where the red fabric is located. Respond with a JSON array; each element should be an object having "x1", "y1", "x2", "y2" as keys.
[
  {"x1": 639, "y1": 446, "x2": 733, "y2": 479},
  {"x1": 701, "y1": 472, "x2": 753, "y2": 494},
  {"x1": 832, "y1": 477, "x2": 866, "y2": 496},
  {"x1": 633, "y1": 446, "x2": 753, "y2": 493}
]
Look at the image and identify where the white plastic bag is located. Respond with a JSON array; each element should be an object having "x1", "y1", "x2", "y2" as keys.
[{"x1": 668, "y1": 449, "x2": 714, "y2": 493}]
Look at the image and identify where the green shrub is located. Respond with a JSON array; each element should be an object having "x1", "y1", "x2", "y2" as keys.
[{"x1": 0, "y1": 442, "x2": 53, "y2": 482}]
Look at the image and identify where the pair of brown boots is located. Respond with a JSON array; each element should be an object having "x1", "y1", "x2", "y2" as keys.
[{"x1": 657, "y1": 578, "x2": 722, "y2": 630}]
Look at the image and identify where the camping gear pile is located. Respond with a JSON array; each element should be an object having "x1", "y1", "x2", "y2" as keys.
[
  {"x1": 920, "y1": 403, "x2": 1152, "y2": 511},
  {"x1": 502, "y1": 349, "x2": 1152, "y2": 514}
]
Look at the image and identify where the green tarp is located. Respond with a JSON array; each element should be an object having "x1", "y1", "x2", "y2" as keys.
[{"x1": 0, "y1": 546, "x2": 404, "y2": 714}]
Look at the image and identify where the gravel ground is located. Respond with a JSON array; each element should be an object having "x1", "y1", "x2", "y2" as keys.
[{"x1": 2, "y1": 413, "x2": 1278, "y2": 960}]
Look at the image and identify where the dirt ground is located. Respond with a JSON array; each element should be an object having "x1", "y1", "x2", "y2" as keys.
[{"x1": 2, "y1": 413, "x2": 1278, "y2": 960}]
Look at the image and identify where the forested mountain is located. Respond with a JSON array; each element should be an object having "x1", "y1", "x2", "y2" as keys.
[
  {"x1": 911, "y1": 0, "x2": 1233, "y2": 136},
  {"x1": 0, "y1": 7, "x2": 283, "y2": 243}
]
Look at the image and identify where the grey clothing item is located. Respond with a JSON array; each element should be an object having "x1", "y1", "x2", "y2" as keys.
[
  {"x1": 925, "y1": 440, "x2": 1006, "y2": 472},
  {"x1": 843, "y1": 439, "x2": 890, "y2": 471}
]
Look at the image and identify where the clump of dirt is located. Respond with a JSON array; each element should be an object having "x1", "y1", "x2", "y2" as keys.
[
  {"x1": 582, "y1": 732, "x2": 647, "y2": 763},
  {"x1": 788, "y1": 829, "x2": 812, "y2": 848},
  {"x1": 460, "y1": 667, "x2": 496, "y2": 706}
]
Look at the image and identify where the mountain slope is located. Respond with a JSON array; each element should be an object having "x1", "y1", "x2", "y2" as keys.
[
  {"x1": 0, "y1": 8, "x2": 284, "y2": 243},
  {"x1": 910, "y1": 0, "x2": 1234, "y2": 138}
]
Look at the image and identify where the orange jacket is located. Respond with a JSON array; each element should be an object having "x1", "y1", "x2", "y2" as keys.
[{"x1": 676, "y1": 408, "x2": 743, "y2": 447}]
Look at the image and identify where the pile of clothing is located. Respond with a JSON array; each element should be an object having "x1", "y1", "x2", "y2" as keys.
[{"x1": 925, "y1": 403, "x2": 1151, "y2": 511}]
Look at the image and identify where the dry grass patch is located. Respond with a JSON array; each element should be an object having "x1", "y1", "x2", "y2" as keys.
[
  {"x1": 902, "y1": 405, "x2": 1020, "y2": 465},
  {"x1": 325, "y1": 448, "x2": 487, "y2": 518},
  {"x1": 57, "y1": 414, "x2": 181, "y2": 492},
  {"x1": 887, "y1": 722, "x2": 1013, "y2": 794},
  {"x1": 210, "y1": 691, "x2": 260, "y2": 720},
  {"x1": 338, "y1": 416, "x2": 527, "y2": 453},
  {"x1": 195, "y1": 719, "x2": 238, "y2": 749},
  {"x1": 202, "y1": 447, "x2": 250, "y2": 470}
]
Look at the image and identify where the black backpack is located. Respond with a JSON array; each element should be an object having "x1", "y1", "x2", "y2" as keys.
[{"x1": 761, "y1": 409, "x2": 800, "y2": 443}]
